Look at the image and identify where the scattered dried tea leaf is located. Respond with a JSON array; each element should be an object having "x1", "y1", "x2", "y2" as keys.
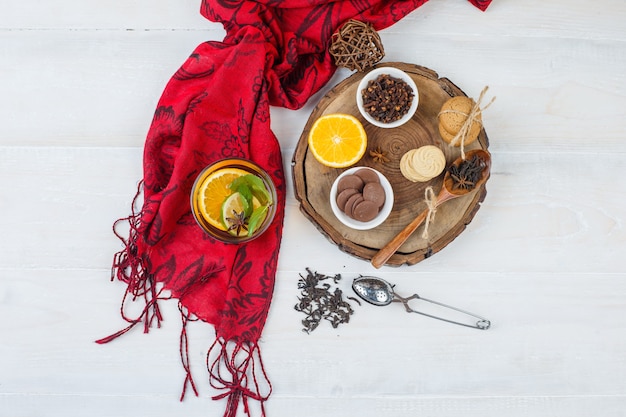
[{"x1": 294, "y1": 268, "x2": 359, "y2": 334}]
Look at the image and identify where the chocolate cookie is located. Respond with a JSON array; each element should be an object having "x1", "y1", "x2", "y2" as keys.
[
  {"x1": 363, "y1": 182, "x2": 386, "y2": 209},
  {"x1": 336, "y1": 174, "x2": 364, "y2": 193},
  {"x1": 354, "y1": 168, "x2": 380, "y2": 184},
  {"x1": 336, "y1": 188, "x2": 359, "y2": 211},
  {"x1": 352, "y1": 200, "x2": 380, "y2": 222}
]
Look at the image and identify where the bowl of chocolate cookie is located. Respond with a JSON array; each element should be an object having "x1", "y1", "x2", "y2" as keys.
[{"x1": 330, "y1": 167, "x2": 394, "y2": 230}]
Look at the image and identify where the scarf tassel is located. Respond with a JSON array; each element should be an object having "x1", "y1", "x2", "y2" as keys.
[
  {"x1": 208, "y1": 338, "x2": 272, "y2": 417},
  {"x1": 179, "y1": 304, "x2": 200, "y2": 400},
  {"x1": 97, "y1": 181, "x2": 166, "y2": 344},
  {"x1": 98, "y1": 182, "x2": 266, "y2": 417}
]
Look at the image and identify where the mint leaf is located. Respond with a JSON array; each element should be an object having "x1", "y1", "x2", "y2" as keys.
[
  {"x1": 228, "y1": 175, "x2": 249, "y2": 191},
  {"x1": 235, "y1": 184, "x2": 254, "y2": 216},
  {"x1": 245, "y1": 175, "x2": 271, "y2": 206},
  {"x1": 229, "y1": 174, "x2": 271, "y2": 206},
  {"x1": 247, "y1": 205, "x2": 268, "y2": 236}
]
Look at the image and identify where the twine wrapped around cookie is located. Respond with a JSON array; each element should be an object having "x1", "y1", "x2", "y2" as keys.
[
  {"x1": 421, "y1": 186, "x2": 437, "y2": 240},
  {"x1": 438, "y1": 86, "x2": 495, "y2": 159},
  {"x1": 329, "y1": 20, "x2": 385, "y2": 72}
]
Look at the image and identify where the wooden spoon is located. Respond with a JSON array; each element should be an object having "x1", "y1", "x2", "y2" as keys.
[{"x1": 371, "y1": 149, "x2": 491, "y2": 269}]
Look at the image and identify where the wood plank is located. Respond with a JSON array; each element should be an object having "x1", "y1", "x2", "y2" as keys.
[
  {"x1": 0, "y1": 0, "x2": 208, "y2": 29},
  {"x1": 1, "y1": 394, "x2": 625, "y2": 417},
  {"x1": 3, "y1": 0, "x2": 625, "y2": 40},
  {"x1": 1, "y1": 31, "x2": 624, "y2": 152},
  {"x1": 1, "y1": 269, "x2": 625, "y2": 399},
  {"x1": 1, "y1": 147, "x2": 624, "y2": 273}
]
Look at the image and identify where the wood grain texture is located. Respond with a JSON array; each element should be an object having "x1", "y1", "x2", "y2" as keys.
[
  {"x1": 1, "y1": 0, "x2": 626, "y2": 416},
  {"x1": 293, "y1": 63, "x2": 489, "y2": 266}
]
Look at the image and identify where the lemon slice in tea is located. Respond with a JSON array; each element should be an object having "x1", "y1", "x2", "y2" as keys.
[{"x1": 221, "y1": 192, "x2": 250, "y2": 236}]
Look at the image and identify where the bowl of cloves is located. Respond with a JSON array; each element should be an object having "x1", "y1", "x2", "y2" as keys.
[{"x1": 356, "y1": 67, "x2": 419, "y2": 129}]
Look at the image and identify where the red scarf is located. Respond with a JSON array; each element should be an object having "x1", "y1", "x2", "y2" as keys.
[{"x1": 99, "y1": 0, "x2": 491, "y2": 415}]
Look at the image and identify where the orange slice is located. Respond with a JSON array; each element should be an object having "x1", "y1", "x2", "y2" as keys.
[
  {"x1": 196, "y1": 167, "x2": 248, "y2": 230},
  {"x1": 308, "y1": 113, "x2": 367, "y2": 168}
]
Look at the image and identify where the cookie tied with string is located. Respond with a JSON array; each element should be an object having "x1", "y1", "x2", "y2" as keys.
[
  {"x1": 438, "y1": 96, "x2": 482, "y2": 146},
  {"x1": 437, "y1": 87, "x2": 495, "y2": 159},
  {"x1": 329, "y1": 20, "x2": 385, "y2": 72}
]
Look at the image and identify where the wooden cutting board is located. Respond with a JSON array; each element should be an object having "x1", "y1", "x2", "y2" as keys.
[{"x1": 291, "y1": 62, "x2": 490, "y2": 267}]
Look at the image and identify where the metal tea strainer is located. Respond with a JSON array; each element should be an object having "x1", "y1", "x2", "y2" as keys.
[{"x1": 352, "y1": 276, "x2": 491, "y2": 330}]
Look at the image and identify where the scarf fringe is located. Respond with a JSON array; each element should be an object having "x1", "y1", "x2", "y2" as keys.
[
  {"x1": 208, "y1": 338, "x2": 272, "y2": 417},
  {"x1": 97, "y1": 181, "x2": 167, "y2": 344},
  {"x1": 98, "y1": 181, "x2": 270, "y2": 415},
  {"x1": 179, "y1": 304, "x2": 200, "y2": 400}
]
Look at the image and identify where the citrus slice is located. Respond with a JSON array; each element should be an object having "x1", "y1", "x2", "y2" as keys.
[
  {"x1": 196, "y1": 167, "x2": 248, "y2": 230},
  {"x1": 308, "y1": 113, "x2": 367, "y2": 168},
  {"x1": 221, "y1": 192, "x2": 250, "y2": 236}
]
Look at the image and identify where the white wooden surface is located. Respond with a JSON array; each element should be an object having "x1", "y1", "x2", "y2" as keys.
[{"x1": 2, "y1": 1, "x2": 626, "y2": 416}]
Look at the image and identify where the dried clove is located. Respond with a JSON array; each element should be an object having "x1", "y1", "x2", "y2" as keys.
[{"x1": 361, "y1": 74, "x2": 414, "y2": 124}]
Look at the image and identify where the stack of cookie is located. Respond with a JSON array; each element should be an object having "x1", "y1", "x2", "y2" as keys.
[
  {"x1": 399, "y1": 145, "x2": 446, "y2": 183},
  {"x1": 438, "y1": 96, "x2": 482, "y2": 147}
]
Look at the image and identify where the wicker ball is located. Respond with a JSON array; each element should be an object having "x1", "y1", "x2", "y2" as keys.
[{"x1": 329, "y1": 20, "x2": 385, "y2": 72}]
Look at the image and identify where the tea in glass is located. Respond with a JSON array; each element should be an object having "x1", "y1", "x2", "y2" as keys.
[{"x1": 190, "y1": 158, "x2": 277, "y2": 243}]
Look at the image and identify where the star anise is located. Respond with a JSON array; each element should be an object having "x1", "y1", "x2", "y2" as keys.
[
  {"x1": 449, "y1": 173, "x2": 475, "y2": 190},
  {"x1": 225, "y1": 210, "x2": 248, "y2": 236},
  {"x1": 448, "y1": 154, "x2": 485, "y2": 191},
  {"x1": 369, "y1": 147, "x2": 389, "y2": 163}
]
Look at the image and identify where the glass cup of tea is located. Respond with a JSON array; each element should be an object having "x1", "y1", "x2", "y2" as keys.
[{"x1": 190, "y1": 158, "x2": 277, "y2": 244}]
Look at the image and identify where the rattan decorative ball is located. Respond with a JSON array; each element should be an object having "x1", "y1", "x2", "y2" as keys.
[{"x1": 329, "y1": 20, "x2": 385, "y2": 72}]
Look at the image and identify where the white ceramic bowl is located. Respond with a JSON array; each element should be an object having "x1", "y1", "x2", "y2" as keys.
[
  {"x1": 356, "y1": 67, "x2": 419, "y2": 129},
  {"x1": 330, "y1": 167, "x2": 394, "y2": 230}
]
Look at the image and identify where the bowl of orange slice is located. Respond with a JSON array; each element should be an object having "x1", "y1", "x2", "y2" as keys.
[{"x1": 190, "y1": 158, "x2": 277, "y2": 243}]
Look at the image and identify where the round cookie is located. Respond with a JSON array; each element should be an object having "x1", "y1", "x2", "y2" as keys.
[
  {"x1": 400, "y1": 150, "x2": 430, "y2": 182},
  {"x1": 337, "y1": 174, "x2": 364, "y2": 193},
  {"x1": 400, "y1": 150, "x2": 428, "y2": 182},
  {"x1": 438, "y1": 121, "x2": 455, "y2": 143},
  {"x1": 363, "y1": 182, "x2": 386, "y2": 209},
  {"x1": 410, "y1": 145, "x2": 445, "y2": 179},
  {"x1": 438, "y1": 120, "x2": 480, "y2": 147},
  {"x1": 438, "y1": 96, "x2": 482, "y2": 146},
  {"x1": 344, "y1": 193, "x2": 364, "y2": 218},
  {"x1": 354, "y1": 168, "x2": 380, "y2": 184},
  {"x1": 439, "y1": 96, "x2": 483, "y2": 134},
  {"x1": 400, "y1": 146, "x2": 445, "y2": 183},
  {"x1": 336, "y1": 188, "x2": 359, "y2": 211},
  {"x1": 352, "y1": 200, "x2": 379, "y2": 222}
]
